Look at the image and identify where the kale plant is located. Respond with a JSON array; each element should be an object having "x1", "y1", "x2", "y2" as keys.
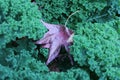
[
  {"x1": 72, "y1": 22, "x2": 120, "y2": 80},
  {"x1": 0, "y1": 0, "x2": 120, "y2": 80}
]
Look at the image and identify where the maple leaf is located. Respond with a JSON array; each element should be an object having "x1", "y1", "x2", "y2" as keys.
[{"x1": 35, "y1": 20, "x2": 74, "y2": 65}]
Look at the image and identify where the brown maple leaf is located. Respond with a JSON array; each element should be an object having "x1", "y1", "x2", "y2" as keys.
[{"x1": 35, "y1": 20, "x2": 74, "y2": 65}]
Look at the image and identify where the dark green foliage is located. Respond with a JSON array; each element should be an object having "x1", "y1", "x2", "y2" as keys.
[
  {"x1": 46, "y1": 68, "x2": 90, "y2": 80},
  {"x1": 0, "y1": 0, "x2": 48, "y2": 79},
  {"x1": 0, "y1": 0, "x2": 120, "y2": 80},
  {"x1": 0, "y1": 0, "x2": 46, "y2": 48},
  {"x1": 36, "y1": 0, "x2": 119, "y2": 26},
  {"x1": 71, "y1": 21, "x2": 120, "y2": 80}
]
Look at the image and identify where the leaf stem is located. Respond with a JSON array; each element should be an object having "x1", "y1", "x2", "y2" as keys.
[{"x1": 65, "y1": 10, "x2": 80, "y2": 27}]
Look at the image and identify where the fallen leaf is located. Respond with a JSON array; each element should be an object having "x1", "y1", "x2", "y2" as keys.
[{"x1": 35, "y1": 20, "x2": 74, "y2": 65}]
